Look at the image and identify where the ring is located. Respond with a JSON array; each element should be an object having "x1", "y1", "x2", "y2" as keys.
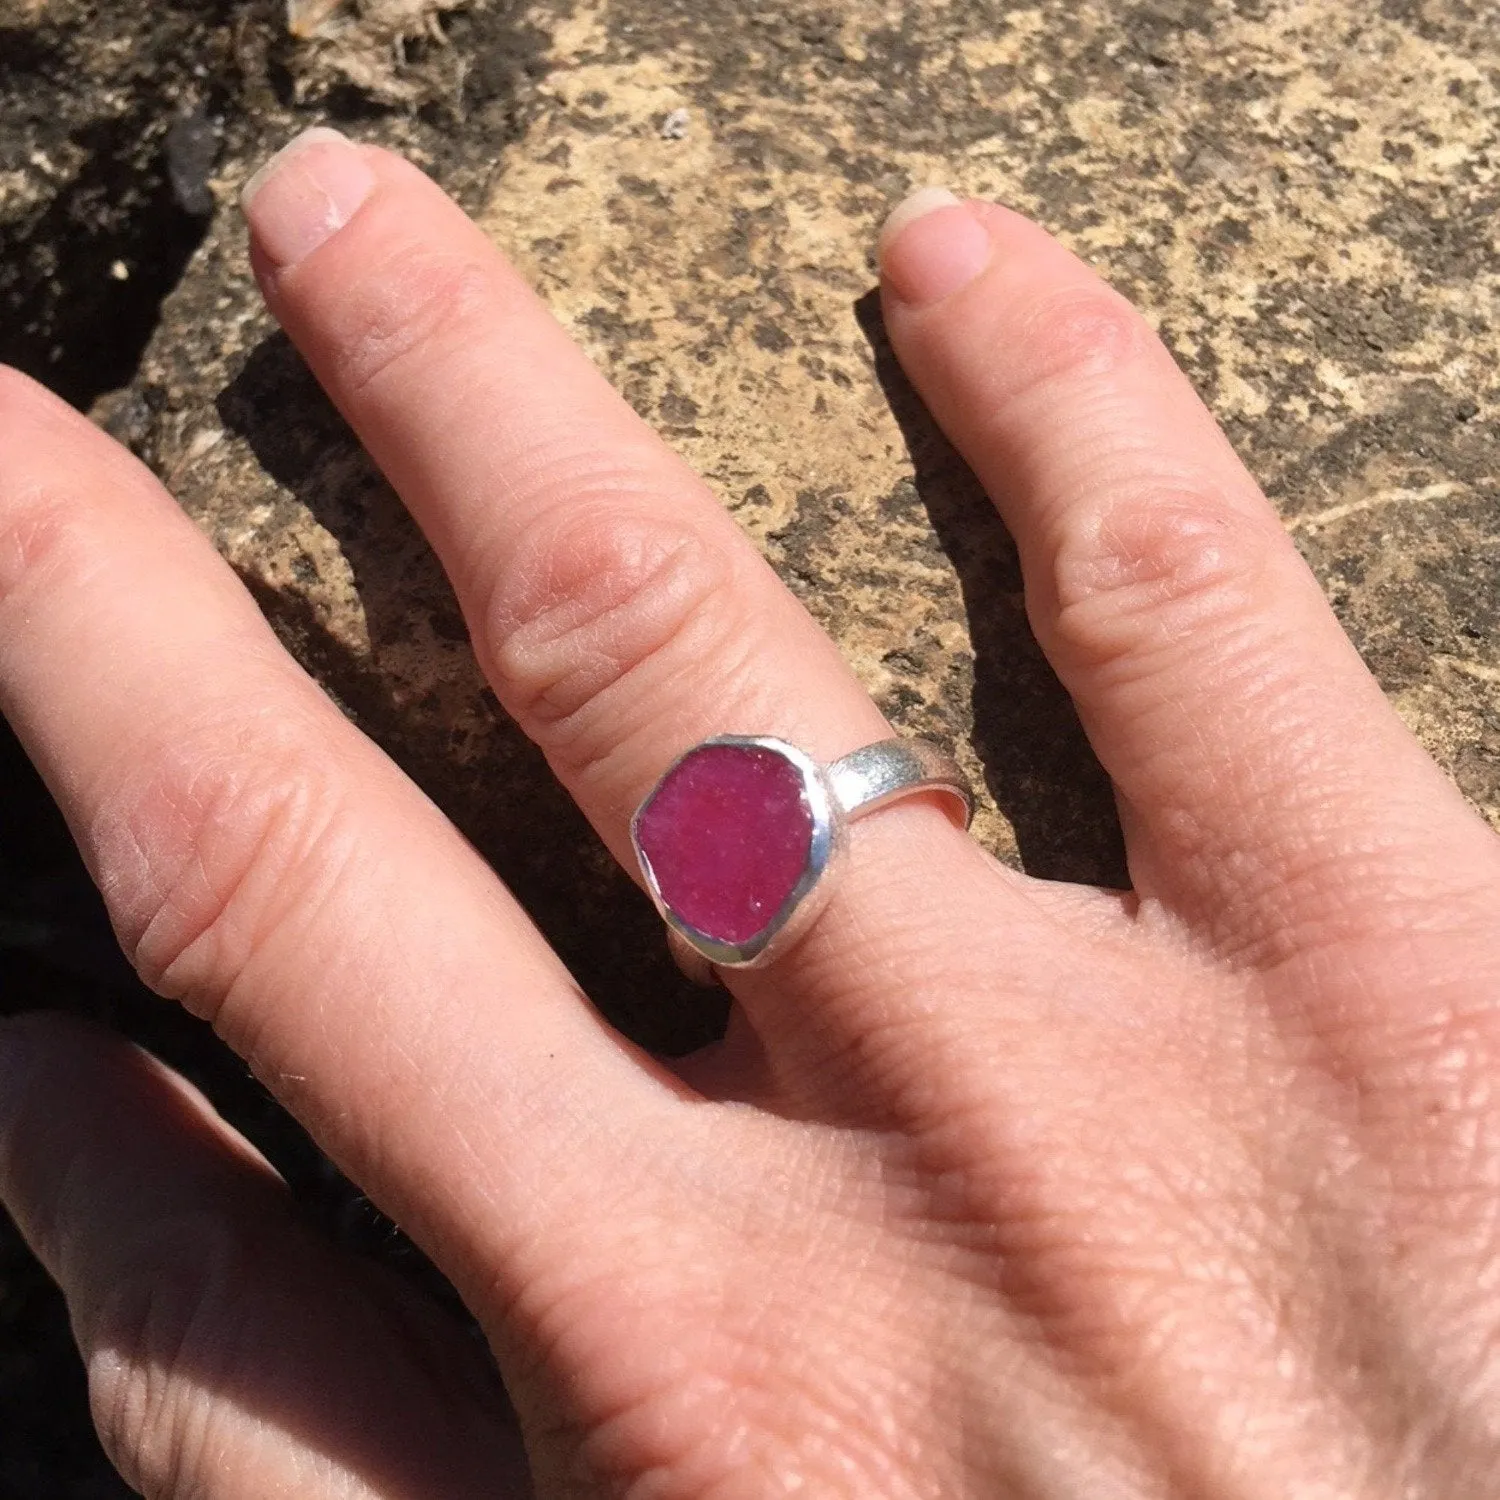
[{"x1": 631, "y1": 735, "x2": 974, "y2": 983}]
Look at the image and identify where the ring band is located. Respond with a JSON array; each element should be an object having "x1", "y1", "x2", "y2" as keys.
[
  {"x1": 631, "y1": 735, "x2": 973, "y2": 983},
  {"x1": 826, "y1": 738, "x2": 973, "y2": 826}
]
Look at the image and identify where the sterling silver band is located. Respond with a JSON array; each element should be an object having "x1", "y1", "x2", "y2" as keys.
[{"x1": 827, "y1": 738, "x2": 973, "y2": 830}]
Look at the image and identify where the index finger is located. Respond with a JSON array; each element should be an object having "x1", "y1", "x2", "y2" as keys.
[{"x1": 0, "y1": 366, "x2": 667, "y2": 1293}]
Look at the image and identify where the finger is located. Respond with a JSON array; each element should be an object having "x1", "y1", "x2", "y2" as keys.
[
  {"x1": 878, "y1": 191, "x2": 1500, "y2": 960},
  {"x1": 239, "y1": 129, "x2": 1027, "y2": 1022},
  {"x1": 0, "y1": 1013, "x2": 529, "y2": 1499},
  {"x1": 0, "y1": 366, "x2": 661, "y2": 1295}
]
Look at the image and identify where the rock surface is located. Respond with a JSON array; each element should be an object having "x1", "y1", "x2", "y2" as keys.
[
  {"x1": 121, "y1": 0, "x2": 1500, "y2": 1000},
  {"x1": 0, "y1": 0, "x2": 1497, "y2": 1486}
]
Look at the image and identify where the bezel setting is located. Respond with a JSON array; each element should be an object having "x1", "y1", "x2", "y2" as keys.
[{"x1": 631, "y1": 734, "x2": 843, "y2": 970}]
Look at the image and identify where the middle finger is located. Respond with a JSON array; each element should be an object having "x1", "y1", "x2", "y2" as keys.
[{"x1": 242, "y1": 129, "x2": 1037, "y2": 1031}]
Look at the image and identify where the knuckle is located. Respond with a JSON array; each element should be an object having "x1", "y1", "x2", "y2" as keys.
[
  {"x1": 1045, "y1": 487, "x2": 1287, "y2": 674},
  {"x1": 1008, "y1": 283, "x2": 1151, "y2": 399},
  {"x1": 0, "y1": 479, "x2": 88, "y2": 610},
  {"x1": 98, "y1": 707, "x2": 354, "y2": 1019},
  {"x1": 329, "y1": 244, "x2": 494, "y2": 398},
  {"x1": 485, "y1": 495, "x2": 736, "y2": 767},
  {"x1": 0, "y1": 371, "x2": 177, "y2": 613},
  {"x1": 84, "y1": 1213, "x2": 247, "y2": 1498},
  {"x1": 0, "y1": 375, "x2": 94, "y2": 610}
]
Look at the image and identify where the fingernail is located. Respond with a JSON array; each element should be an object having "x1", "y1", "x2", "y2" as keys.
[
  {"x1": 241, "y1": 126, "x2": 376, "y2": 271},
  {"x1": 878, "y1": 186, "x2": 992, "y2": 307}
]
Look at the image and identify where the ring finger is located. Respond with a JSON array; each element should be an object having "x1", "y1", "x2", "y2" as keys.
[{"x1": 241, "y1": 129, "x2": 1037, "y2": 1044}]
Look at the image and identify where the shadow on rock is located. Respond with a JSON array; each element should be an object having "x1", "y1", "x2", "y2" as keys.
[
  {"x1": 217, "y1": 333, "x2": 725, "y2": 1056},
  {"x1": 854, "y1": 291, "x2": 1127, "y2": 889}
]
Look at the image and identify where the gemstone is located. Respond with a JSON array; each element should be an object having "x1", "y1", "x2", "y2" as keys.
[{"x1": 635, "y1": 742, "x2": 815, "y2": 947}]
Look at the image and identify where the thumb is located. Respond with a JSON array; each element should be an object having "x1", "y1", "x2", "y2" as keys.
[{"x1": 0, "y1": 1013, "x2": 530, "y2": 1498}]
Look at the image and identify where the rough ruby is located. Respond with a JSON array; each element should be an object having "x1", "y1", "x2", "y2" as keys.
[{"x1": 636, "y1": 743, "x2": 814, "y2": 946}]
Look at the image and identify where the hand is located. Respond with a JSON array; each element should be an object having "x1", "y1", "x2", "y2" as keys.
[{"x1": 2, "y1": 130, "x2": 1498, "y2": 1499}]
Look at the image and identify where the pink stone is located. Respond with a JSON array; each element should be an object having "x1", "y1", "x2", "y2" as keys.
[{"x1": 636, "y1": 743, "x2": 814, "y2": 947}]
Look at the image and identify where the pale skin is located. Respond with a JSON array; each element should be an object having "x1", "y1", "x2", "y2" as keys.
[{"x1": 0, "y1": 130, "x2": 1498, "y2": 1499}]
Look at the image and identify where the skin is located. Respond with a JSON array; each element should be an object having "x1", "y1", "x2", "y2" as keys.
[{"x1": 1, "y1": 132, "x2": 1498, "y2": 1498}]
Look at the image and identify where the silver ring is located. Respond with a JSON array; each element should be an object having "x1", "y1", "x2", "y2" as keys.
[{"x1": 631, "y1": 735, "x2": 973, "y2": 984}]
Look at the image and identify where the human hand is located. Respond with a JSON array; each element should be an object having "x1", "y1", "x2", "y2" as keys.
[{"x1": 2, "y1": 129, "x2": 1498, "y2": 1497}]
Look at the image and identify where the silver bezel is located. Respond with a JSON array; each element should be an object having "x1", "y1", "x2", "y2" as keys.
[{"x1": 631, "y1": 734, "x2": 844, "y2": 970}]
